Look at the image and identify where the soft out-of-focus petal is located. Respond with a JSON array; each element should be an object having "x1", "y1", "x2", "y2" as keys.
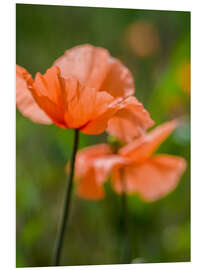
[
  {"x1": 100, "y1": 57, "x2": 135, "y2": 98},
  {"x1": 77, "y1": 168, "x2": 105, "y2": 200},
  {"x1": 54, "y1": 44, "x2": 110, "y2": 91},
  {"x1": 113, "y1": 154, "x2": 186, "y2": 201},
  {"x1": 112, "y1": 166, "x2": 138, "y2": 193},
  {"x1": 62, "y1": 77, "x2": 114, "y2": 129},
  {"x1": 119, "y1": 120, "x2": 178, "y2": 162},
  {"x1": 74, "y1": 144, "x2": 113, "y2": 179},
  {"x1": 16, "y1": 65, "x2": 52, "y2": 124},
  {"x1": 115, "y1": 155, "x2": 186, "y2": 201},
  {"x1": 92, "y1": 155, "x2": 130, "y2": 185},
  {"x1": 75, "y1": 154, "x2": 129, "y2": 200},
  {"x1": 107, "y1": 96, "x2": 154, "y2": 142}
]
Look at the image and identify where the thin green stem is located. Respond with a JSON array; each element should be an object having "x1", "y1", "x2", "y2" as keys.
[
  {"x1": 53, "y1": 129, "x2": 79, "y2": 266},
  {"x1": 121, "y1": 169, "x2": 131, "y2": 264}
]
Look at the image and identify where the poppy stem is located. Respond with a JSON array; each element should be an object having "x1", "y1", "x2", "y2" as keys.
[
  {"x1": 121, "y1": 169, "x2": 131, "y2": 264},
  {"x1": 53, "y1": 129, "x2": 80, "y2": 266}
]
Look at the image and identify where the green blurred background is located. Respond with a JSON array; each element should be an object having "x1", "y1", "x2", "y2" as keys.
[{"x1": 16, "y1": 4, "x2": 190, "y2": 267}]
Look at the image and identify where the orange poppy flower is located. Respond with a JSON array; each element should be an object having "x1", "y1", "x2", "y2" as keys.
[
  {"x1": 71, "y1": 120, "x2": 186, "y2": 201},
  {"x1": 54, "y1": 44, "x2": 154, "y2": 139},
  {"x1": 16, "y1": 44, "x2": 154, "y2": 136}
]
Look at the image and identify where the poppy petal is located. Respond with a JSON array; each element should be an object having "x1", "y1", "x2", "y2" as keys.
[
  {"x1": 112, "y1": 166, "x2": 138, "y2": 193},
  {"x1": 76, "y1": 155, "x2": 129, "y2": 200},
  {"x1": 54, "y1": 44, "x2": 110, "y2": 91},
  {"x1": 73, "y1": 144, "x2": 113, "y2": 179},
  {"x1": 119, "y1": 120, "x2": 178, "y2": 162},
  {"x1": 92, "y1": 155, "x2": 130, "y2": 185},
  {"x1": 107, "y1": 96, "x2": 154, "y2": 142},
  {"x1": 100, "y1": 57, "x2": 135, "y2": 97},
  {"x1": 32, "y1": 66, "x2": 64, "y2": 108},
  {"x1": 62, "y1": 78, "x2": 114, "y2": 129},
  {"x1": 80, "y1": 96, "x2": 124, "y2": 134},
  {"x1": 31, "y1": 66, "x2": 66, "y2": 126},
  {"x1": 16, "y1": 65, "x2": 52, "y2": 124},
  {"x1": 113, "y1": 154, "x2": 186, "y2": 201},
  {"x1": 77, "y1": 168, "x2": 105, "y2": 200}
]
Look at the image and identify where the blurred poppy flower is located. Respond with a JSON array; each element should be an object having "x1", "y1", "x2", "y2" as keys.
[
  {"x1": 16, "y1": 44, "x2": 154, "y2": 136},
  {"x1": 71, "y1": 120, "x2": 186, "y2": 201},
  {"x1": 125, "y1": 21, "x2": 160, "y2": 58}
]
